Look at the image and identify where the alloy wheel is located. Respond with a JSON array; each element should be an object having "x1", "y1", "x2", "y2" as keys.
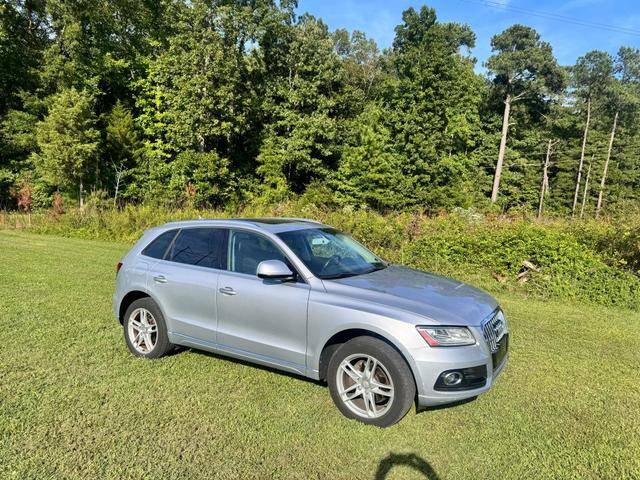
[
  {"x1": 127, "y1": 308, "x2": 158, "y2": 354},
  {"x1": 336, "y1": 353, "x2": 395, "y2": 419}
]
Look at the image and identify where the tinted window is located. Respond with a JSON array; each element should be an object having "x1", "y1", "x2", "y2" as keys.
[
  {"x1": 229, "y1": 230, "x2": 287, "y2": 275},
  {"x1": 166, "y1": 228, "x2": 227, "y2": 269},
  {"x1": 142, "y1": 230, "x2": 178, "y2": 259}
]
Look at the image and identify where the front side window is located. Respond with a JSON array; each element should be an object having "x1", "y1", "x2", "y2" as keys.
[
  {"x1": 165, "y1": 228, "x2": 228, "y2": 269},
  {"x1": 228, "y1": 230, "x2": 288, "y2": 275},
  {"x1": 142, "y1": 229, "x2": 178, "y2": 259},
  {"x1": 277, "y1": 228, "x2": 386, "y2": 279}
]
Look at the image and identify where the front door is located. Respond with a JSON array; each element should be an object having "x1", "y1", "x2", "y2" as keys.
[{"x1": 216, "y1": 229, "x2": 310, "y2": 370}]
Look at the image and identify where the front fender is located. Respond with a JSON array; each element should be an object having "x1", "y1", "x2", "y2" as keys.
[{"x1": 306, "y1": 290, "x2": 427, "y2": 387}]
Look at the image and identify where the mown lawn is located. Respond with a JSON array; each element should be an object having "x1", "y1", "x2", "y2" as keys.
[{"x1": 1, "y1": 230, "x2": 639, "y2": 480}]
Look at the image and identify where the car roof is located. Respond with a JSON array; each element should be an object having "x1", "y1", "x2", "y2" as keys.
[{"x1": 160, "y1": 217, "x2": 327, "y2": 234}]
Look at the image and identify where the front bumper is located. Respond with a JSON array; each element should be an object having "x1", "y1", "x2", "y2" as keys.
[{"x1": 413, "y1": 326, "x2": 508, "y2": 407}]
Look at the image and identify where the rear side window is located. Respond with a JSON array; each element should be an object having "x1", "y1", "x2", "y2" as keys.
[
  {"x1": 166, "y1": 228, "x2": 228, "y2": 269},
  {"x1": 141, "y1": 230, "x2": 178, "y2": 259}
]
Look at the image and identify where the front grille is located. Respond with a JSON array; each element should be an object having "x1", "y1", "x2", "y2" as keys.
[{"x1": 482, "y1": 309, "x2": 507, "y2": 353}]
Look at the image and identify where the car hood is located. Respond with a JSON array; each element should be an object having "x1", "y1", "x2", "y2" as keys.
[{"x1": 323, "y1": 265, "x2": 498, "y2": 326}]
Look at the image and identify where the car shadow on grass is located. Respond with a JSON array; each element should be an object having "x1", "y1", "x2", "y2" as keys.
[
  {"x1": 416, "y1": 396, "x2": 478, "y2": 414},
  {"x1": 184, "y1": 347, "x2": 325, "y2": 385},
  {"x1": 375, "y1": 453, "x2": 440, "y2": 479},
  {"x1": 183, "y1": 347, "x2": 479, "y2": 414}
]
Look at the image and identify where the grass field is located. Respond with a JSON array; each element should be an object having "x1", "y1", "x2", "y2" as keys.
[{"x1": 1, "y1": 230, "x2": 639, "y2": 479}]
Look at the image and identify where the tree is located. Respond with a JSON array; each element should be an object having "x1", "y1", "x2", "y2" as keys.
[
  {"x1": 33, "y1": 88, "x2": 99, "y2": 207},
  {"x1": 257, "y1": 14, "x2": 345, "y2": 198},
  {"x1": 570, "y1": 50, "x2": 614, "y2": 217},
  {"x1": 333, "y1": 29, "x2": 383, "y2": 105},
  {"x1": 139, "y1": 1, "x2": 258, "y2": 157},
  {"x1": 384, "y1": 6, "x2": 485, "y2": 209},
  {"x1": 333, "y1": 104, "x2": 405, "y2": 209},
  {"x1": 595, "y1": 47, "x2": 640, "y2": 217},
  {"x1": 168, "y1": 150, "x2": 235, "y2": 209},
  {"x1": 105, "y1": 101, "x2": 141, "y2": 204},
  {"x1": 0, "y1": 0, "x2": 46, "y2": 115},
  {"x1": 485, "y1": 25, "x2": 564, "y2": 203}
]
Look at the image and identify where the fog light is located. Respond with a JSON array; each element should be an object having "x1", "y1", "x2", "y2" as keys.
[{"x1": 442, "y1": 371, "x2": 463, "y2": 386}]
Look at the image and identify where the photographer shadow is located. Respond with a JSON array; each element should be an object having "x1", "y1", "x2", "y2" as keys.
[{"x1": 374, "y1": 453, "x2": 440, "y2": 480}]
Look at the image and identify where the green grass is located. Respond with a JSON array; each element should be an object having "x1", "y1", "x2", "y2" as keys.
[{"x1": 1, "y1": 230, "x2": 639, "y2": 479}]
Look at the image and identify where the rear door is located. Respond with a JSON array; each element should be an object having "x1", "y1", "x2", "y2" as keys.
[
  {"x1": 216, "y1": 229, "x2": 310, "y2": 370},
  {"x1": 148, "y1": 227, "x2": 228, "y2": 344}
]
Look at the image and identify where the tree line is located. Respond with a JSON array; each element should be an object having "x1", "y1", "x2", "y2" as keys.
[{"x1": 1, "y1": 0, "x2": 639, "y2": 216}]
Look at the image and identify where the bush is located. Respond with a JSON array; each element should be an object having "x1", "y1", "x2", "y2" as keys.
[{"x1": 2, "y1": 204, "x2": 640, "y2": 310}]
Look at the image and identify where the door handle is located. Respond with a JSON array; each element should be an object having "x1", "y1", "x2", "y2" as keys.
[
  {"x1": 153, "y1": 275, "x2": 167, "y2": 284},
  {"x1": 219, "y1": 286, "x2": 237, "y2": 296}
]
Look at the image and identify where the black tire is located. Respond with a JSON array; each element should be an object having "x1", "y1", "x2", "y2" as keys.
[
  {"x1": 123, "y1": 297, "x2": 173, "y2": 359},
  {"x1": 327, "y1": 336, "x2": 416, "y2": 428}
]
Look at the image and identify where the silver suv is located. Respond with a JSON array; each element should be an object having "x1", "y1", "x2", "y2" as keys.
[{"x1": 113, "y1": 218, "x2": 508, "y2": 427}]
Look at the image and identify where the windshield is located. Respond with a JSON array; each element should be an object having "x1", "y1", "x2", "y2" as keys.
[{"x1": 277, "y1": 228, "x2": 387, "y2": 279}]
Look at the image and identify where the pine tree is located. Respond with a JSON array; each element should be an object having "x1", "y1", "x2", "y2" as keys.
[{"x1": 33, "y1": 88, "x2": 99, "y2": 207}]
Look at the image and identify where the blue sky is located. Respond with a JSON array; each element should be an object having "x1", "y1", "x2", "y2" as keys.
[{"x1": 298, "y1": 0, "x2": 640, "y2": 67}]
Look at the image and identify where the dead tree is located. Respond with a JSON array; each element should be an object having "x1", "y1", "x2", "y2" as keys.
[
  {"x1": 537, "y1": 139, "x2": 556, "y2": 219},
  {"x1": 580, "y1": 159, "x2": 592, "y2": 219},
  {"x1": 572, "y1": 97, "x2": 591, "y2": 218},
  {"x1": 596, "y1": 110, "x2": 619, "y2": 218}
]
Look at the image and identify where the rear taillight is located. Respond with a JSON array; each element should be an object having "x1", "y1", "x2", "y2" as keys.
[{"x1": 116, "y1": 262, "x2": 123, "y2": 274}]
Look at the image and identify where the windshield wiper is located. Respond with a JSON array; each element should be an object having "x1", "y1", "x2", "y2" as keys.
[
  {"x1": 321, "y1": 264, "x2": 387, "y2": 280},
  {"x1": 321, "y1": 272, "x2": 361, "y2": 280}
]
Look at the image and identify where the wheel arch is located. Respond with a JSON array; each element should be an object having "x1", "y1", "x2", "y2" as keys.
[
  {"x1": 118, "y1": 290, "x2": 152, "y2": 324},
  {"x1": 317, "y1": 327, "x2": 419, "y2": 395}
]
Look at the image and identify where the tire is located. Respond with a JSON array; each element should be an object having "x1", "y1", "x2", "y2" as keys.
[
  {"x1": 123, "y1": 297, "x2": 173, "y2": 359},
  {"x1": 327, "y1": 336, "x2": 416, "y2": 428}
]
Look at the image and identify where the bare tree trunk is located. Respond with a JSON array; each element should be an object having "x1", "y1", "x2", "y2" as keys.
[
  {"x1": 572, "y1": 97, "x2": 591, "y2": 217},
  {"x1": 113, "y1": 163, "x2": 123, "y2": 208},
  {"x1": 79, "y1": 179, "x2": 84, "y2": 209},
  {"x1": 596, "y1": 110, "x2": 619, "y2": 219},
  {"x1": 580, "y1": 160, "x2": 591, "y2": 219},
  {"x1": 491, "y1": 94, "x2": 511, "y2": 203},
  {"x1": 95, "y1": 159, "x2": 100, "y2": 190},
  {"x1": 538, "y1": 139, "x2": 553, "y2": 219}
]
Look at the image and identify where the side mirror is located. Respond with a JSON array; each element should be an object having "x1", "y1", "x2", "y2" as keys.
[{"x1": 256, "y1": 260, "x2": 295, "y2": 281}]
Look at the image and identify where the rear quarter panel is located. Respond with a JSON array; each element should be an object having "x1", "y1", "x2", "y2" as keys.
[{"x1": 112, "y1": 228, "x2": 162, "y2": 318}]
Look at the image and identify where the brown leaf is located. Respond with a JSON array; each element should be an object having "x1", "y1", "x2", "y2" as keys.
[{"x1": 492, "y1": 273, "x2": 507, "y2": 283}]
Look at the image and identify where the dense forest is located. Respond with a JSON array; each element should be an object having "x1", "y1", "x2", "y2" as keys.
[{"x1": 1, "y1": 0, "x2": 639, "y2": 217}]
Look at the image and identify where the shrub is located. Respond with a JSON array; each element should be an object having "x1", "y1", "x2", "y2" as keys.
[{"x1": 2, "y1": 204, "x2": 640, "y2": 310}]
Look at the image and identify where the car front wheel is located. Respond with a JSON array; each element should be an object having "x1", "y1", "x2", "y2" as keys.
[{"x1": 327, "y1": 336, "x2": 416, "y2": 428}]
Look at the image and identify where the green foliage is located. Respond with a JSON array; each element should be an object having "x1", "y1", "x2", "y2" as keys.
[
  {"x1": 32, "y1": 88, "x2": 100, "y2": 203},
  {"x1": 1, "y1": 1, "x2": 640, "y2": 218},
  {"x1": 0, "y1": 1, "x2": 45, "y2": 114},
  {"x1": 384, "y1": 6, "x2": 485, "y2": 209},
  {"x1": 486, "y1": 25, "x2": 565, "y2": 99},
  {"x1": 572, "y1": 50, "x2": 615, "y2": 102},
  {"x1": 168, "y1": 150, "x2": 235, "y2": 208},
  {"x1": 4, "y1": 204, "x2": 640, "y2": 311},
  {"x1": 332, "y1": 105, "x2": 405, "y2": 209},
  {"x1": 257, "y1": 14, "x2": 344, "y2": 196}
]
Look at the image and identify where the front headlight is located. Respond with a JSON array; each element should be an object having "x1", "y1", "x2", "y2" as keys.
[{"x1": 416, "y1": 326, "x2": 476, "y2": 347}]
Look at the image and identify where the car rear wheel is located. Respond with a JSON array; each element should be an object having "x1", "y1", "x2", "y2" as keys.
[
  {"x1": 123, "y1": 297, "x2": 173, "y2": 358},
  {"x1": 327, "y1": 336, "x2": 416, "y2": 428}
]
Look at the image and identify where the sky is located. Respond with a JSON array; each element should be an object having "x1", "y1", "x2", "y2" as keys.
[{"x1": 297, "y1": 0, "x2": 640, "y2": 68}]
